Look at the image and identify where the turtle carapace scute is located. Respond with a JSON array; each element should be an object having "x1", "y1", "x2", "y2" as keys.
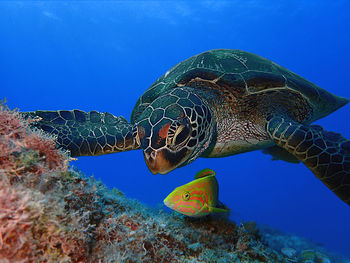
[{"x1": 23, "y1": 49, "x2": 350, "y2": 205}]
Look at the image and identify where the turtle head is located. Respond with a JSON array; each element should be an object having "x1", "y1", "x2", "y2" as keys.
[{"x1": 134, "y1": 88, "x2": 215, "y2": 174}]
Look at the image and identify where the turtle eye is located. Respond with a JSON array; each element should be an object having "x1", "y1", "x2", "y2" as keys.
[
  {"x1": 166, "y1": 118, "x2": 191, "y2": 148},
  {"x1": 173, "y1": 124, "x2": 191, "y2": 145},
  {"x1": 182, "y1": 191, "x2": 191, "y2": 201},
  {"x1": 172, "y1": 119, "x2": 191, "y2": 145}
]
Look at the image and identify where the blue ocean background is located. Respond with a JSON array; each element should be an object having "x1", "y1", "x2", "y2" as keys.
[{"x1": 1, "y1": 1, "x2": 350, "y2": 259}]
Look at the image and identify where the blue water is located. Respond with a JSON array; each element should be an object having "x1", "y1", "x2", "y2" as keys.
[{"x1": 2, "y1": 1, "x2": 350, "y2": 258}]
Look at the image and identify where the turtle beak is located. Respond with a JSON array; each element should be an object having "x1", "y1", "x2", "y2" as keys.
[
  {"x1": 143, "y1": 147, "x2": 189, "y2": 175},
  {"x1": 143, "y1": 148, "x2": 175, "y2": 175}
]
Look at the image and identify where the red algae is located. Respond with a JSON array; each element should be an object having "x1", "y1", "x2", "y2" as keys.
[
  {"x1": 0, "y1": 104, "x2": 88, "y2": 262},
  {"x1": 0, "y1": 104, "x2": 66, "y2": 178},
  {"x1": 0, "y1": 185, "x2": 37, "y2": 261}
]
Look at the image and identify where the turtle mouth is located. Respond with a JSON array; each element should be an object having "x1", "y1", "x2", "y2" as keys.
[
  {"x1": 143, "y1": 147, "x2": 188, "y2": 174},
  {"x1": 143, "y1": 148, "x2": 175, "y2": 174}
]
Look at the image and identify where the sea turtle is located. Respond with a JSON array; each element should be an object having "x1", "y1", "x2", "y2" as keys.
[{"x1": 23, "y1": 49, "x2": 350, "y2": 205}]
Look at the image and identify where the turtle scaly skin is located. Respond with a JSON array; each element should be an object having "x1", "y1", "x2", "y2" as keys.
[
  {"x1": 25, "y1": 110, "x2": 139, "y2": 156},
  {"x1": 23, "y1": 49, "x2": 350, "y2": 205},
  {"x1": 266, "y1": 116, "x2": 350, "y2": 203}
]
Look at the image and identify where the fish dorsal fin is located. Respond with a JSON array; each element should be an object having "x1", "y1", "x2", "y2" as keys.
[{"x1": 195, "y1": 168, "x2": 215, "y2": 179}]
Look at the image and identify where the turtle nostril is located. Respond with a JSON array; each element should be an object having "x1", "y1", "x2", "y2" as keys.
[
  {"x1": 151, "y1": 151, "x2": 157, "y2": 159},
  {"x1": 144, "y1": 148, "x2": 157, "y2": 162}
]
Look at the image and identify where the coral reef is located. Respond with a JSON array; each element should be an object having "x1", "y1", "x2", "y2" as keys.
[{"x1": 0, "y1": 103, "x2": 349, "y2": 263}]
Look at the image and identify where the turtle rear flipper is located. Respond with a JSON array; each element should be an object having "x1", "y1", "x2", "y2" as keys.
[
  {"x1": 22, "y1": 110, "x2": 140, "y2": 157},
  {"x1": 262, "y1": 146, "x2": 301, "y2": 164},
  {"x1": 266, "y1": 116, "x2": 350, "y2": 205}
]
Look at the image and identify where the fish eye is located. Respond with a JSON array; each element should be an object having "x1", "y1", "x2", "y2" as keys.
[{"x1": 182, "y1": 191, "x2": 191, "y2": 201}]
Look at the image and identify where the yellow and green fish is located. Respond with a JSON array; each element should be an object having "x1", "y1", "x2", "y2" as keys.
[{"x1": 163, "y1": 169, "x2": 229, "y2": 217}]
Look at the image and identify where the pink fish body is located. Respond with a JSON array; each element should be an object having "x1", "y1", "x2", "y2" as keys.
[{"x1": 163, "y1": 169, "x2": 229, "y2": 217}]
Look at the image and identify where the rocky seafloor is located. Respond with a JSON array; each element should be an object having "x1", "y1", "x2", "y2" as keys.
[{"x1": 0, "y1": 104, "x2": 349, "y2": 263}]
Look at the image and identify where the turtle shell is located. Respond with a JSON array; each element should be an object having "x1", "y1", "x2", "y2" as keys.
[{"x1": 131, "y1": 49, "x2": 348, "y2": 124}]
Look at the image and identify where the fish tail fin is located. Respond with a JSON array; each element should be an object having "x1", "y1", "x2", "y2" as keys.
[{"x1": 209, "y1": 206, "x2": 230, "y2": 213}]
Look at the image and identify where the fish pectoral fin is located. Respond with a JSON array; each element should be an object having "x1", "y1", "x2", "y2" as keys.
[{"x1": 209, "y1": 206, "x2": 230, "y2": 213}]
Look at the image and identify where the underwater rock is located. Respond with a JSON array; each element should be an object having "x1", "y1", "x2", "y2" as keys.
[
  {"x1": 300, "y1": 251, "x2": 333, "y2": 263},
  {"x1": 300, "y1": 249, "x2": 332, "y2": 263},
  {"x1": 315, "y1": 252, "x2": 332, "y2": 263},
  {"x1": 281, "y1": 247, "x2": 297, "y2": 259},
  {"x1": 301, "y1": 250, "x2": 316, "y2": 262},
  {"x1": 259, "y1": 225, "x2": 349, "y2": 263},
  {"x1": 0, "y1": 103, "x2": 348, "y2": 263},
  {"x1": 0, "y1": 104, "x2": 280, "y2": 262}
]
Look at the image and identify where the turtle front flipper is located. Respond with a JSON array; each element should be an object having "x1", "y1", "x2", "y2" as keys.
[
  {"x1": 266, "y1": 116, "x2": 350, "y2": 205},
  {"x1": 22, "y1": 110, "x2": 140, "y2": 157}
]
